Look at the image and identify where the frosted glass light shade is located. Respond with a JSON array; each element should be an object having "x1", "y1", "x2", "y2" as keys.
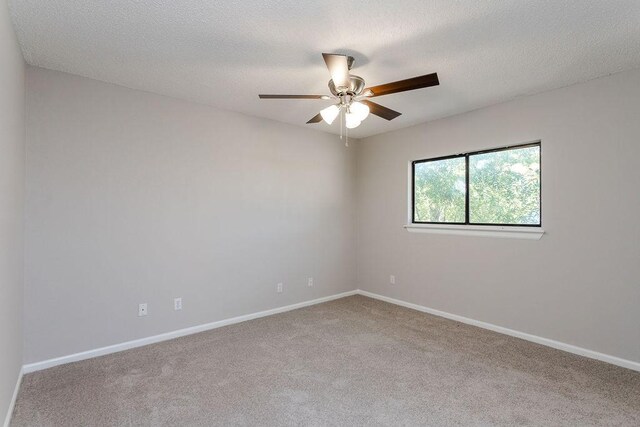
[
  {"x1": 320, "y1": 104, "x2": 340, "y2": 124},
  {"x1": 345, "y1": 112, "x2": 361, "y2": 129},
  {"x1": 350, "y1": 101, "x2": 370, "y2": 121}
]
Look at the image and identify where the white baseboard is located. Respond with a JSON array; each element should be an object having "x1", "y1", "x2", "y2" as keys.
[
  {"x1": 357, "y1": 290, "x2": 640, "y2": 372},
  {"x1": 21, "y1": 288, "x2": 640, "y2": 376},
  {"x1": 22, "y1": 290, "x2": 358, "y2": 374},
  {"x1": 3, "y1": 367, "x2": 23, "y2": 427}
]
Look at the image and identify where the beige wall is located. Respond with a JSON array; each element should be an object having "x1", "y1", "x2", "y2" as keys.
[
  {"x1": 356, "y1": 68, "x2": 640, "y2": 363},
  {"x1": 0, "y1": 0, "x2": 25, "y2": 422},
  {"x1": 25, "y1": 68, "x2": 357, "y2": 363},
  {"x1": 22, "y1": 63, "x2": 640, "y2": 367}
]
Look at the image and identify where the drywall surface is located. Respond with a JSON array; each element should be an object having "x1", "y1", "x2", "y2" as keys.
[
  {"x1": 9, "y1": 1, "x2": 640, "y2": 138},
  {"x1": 356, "y1": 68, "x2": 640, "y2": 363},
  {"x1": 25, "y1": 68, "x2": 356, "y2": 363},
  {"x1": 0, "y1": 0, "x2": 25, "y2": 423}
]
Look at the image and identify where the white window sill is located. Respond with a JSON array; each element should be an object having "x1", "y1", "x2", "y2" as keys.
[{"x1": 404, "y1": 224, "x2": 544, "y2": 240}]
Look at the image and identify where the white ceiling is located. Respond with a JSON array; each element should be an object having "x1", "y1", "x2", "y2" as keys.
[{"x1": 10, "y1": 0, "x2": 640, "y2": 138}]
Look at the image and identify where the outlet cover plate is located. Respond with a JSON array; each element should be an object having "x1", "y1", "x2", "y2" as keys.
[{"x1": 138, "y1": 303, "x2": 148, "y2": 317}]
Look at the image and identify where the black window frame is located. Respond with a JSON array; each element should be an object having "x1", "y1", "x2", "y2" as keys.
[{"x1": 411, "y1": 141, "x2": 541, "y2": 227}]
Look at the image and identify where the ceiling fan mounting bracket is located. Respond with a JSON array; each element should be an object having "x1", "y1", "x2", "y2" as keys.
[{"x1": 346, "y1": 56, "x2": 355, "y2": 70}]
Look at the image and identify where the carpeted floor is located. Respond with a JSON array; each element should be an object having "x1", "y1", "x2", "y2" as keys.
[{"x1": 11, "y1": 295, "x2": 640, "y2": 426}]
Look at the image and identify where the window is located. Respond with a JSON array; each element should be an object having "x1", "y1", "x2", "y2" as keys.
[{"x1": 412, "y1": 142, "x2": 540, "y2": 226}]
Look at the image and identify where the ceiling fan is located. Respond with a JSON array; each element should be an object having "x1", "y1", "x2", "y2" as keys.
[{"x1": 259, "y1": 53, "x2": 439, "y2": 130}]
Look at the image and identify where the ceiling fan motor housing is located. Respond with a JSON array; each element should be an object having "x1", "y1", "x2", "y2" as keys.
[{"x1": 329, "y1": 75, "x2": 366, "y2": 97}]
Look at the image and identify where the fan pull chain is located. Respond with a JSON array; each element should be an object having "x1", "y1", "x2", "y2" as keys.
[
  {"x1": 345, "y1": 124, "x2": 349, "y2": 147},
  {"x1": 337, "y1": 108, "x2": 348, "y2": 147}
]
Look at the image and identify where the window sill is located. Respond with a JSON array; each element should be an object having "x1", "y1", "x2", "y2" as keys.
[{"x1": 404, "y1": 224, "x2": 544, "y2": 240}]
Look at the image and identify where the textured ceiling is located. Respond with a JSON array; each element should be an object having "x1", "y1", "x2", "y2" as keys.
[{"x1": 10, "y1": 0, "x2": 640, "y2": 138}]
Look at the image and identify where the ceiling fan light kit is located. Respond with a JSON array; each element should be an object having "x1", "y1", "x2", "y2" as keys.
[
  {"x1": 345, "y1": 110, "x2": 361, "y2": 129},
  {"x1": 350, "y1": 101, "x2": 370, "y2": 121},
  {"x1": 259, "y1": 53, "x2": 439, "y2": 134},
  {"x1": 320, "y1": 104, "x2": 340, "y2": 125}
]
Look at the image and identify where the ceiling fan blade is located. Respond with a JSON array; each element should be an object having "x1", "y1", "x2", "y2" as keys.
[
  {"x1": 306, "y1": 113, "x2": 323, "y2": 124},
  {"x1": 259, "y1": 94, "x2": 329, "y2": 99},
  {"x1": 360, "y1": 100, "x2": 402, "y2": 121},
  {"x1": 366, "y1": 73, "x2": 439, "y2": 97},
  {"x1": 322, "y1": 53, "x2": 350, "y2": 89}
]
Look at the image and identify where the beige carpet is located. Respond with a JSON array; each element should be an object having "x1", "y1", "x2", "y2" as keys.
[{"x1": 11, "y1": 295, "x2": 640, "y2": 426}]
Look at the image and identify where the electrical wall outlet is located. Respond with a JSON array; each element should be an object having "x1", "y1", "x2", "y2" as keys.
[
  {"x1": 308, "y1": 277, "x2": 314, "y2": 287},
  {"x1": 277, "y1": 282, "x2": 283, "y2": 293},
  {"x1": 174, "y1": 297, "x2": 182, "y2": 311},
  {"x1": 138, "y1": 303, "x2": 148, "y2": 317},
  {"x1": 390, "y1": 275, "x2": 396, "y2": 285}
]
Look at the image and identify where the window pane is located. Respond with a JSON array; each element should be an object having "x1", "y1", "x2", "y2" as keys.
[
  {"x1": 414, "y1": 157, "x2": 466, "y2": 223},
  {"x1": 469, "y1": 146, "x2": 540, "y2": 225}
]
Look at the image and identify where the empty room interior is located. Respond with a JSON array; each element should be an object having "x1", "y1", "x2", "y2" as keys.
[{"x1": 2, "y1": 1, "x2": 640, "y2": 425}]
